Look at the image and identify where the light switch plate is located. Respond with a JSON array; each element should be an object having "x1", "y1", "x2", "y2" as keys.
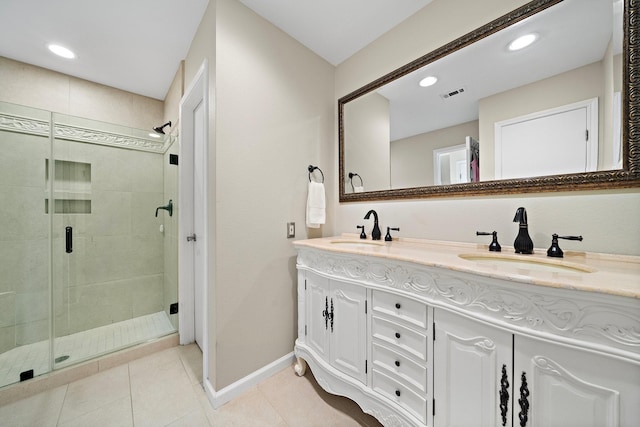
[{"x1": 287, "y1": 222, "x2": 295, "y2": 238}]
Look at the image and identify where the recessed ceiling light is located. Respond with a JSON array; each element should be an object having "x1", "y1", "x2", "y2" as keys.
[
  {"x1": 149, "y1": 133, "x2": 161, "y2": 138},
  {"x1": 508, "y1": 34, "x2": 538, "y2": 51},
  {"x1": 48, "y1": 44, "x2": 75, "y2": 59},
  {"x1": 419, "y1": 76, "x2": 438, "y2": 87}
]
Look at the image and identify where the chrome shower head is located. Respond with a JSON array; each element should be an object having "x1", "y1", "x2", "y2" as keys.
[{"x1": 153, "y1": 121, "x2": 172, "y2": 134}]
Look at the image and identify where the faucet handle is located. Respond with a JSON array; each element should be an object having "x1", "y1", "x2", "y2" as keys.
[
  {"x1": 547, "y1": 233, "x2": 583, "y2": 258},
  {"x1": 357, "y1": 225, "x2": 366, "y2": 239},
  {"x1": 385, "y1": 227, "x2": 400, "y2": 242},
  {"x1": 477, "y1": 231, "x2": 501, "y2": 252}
]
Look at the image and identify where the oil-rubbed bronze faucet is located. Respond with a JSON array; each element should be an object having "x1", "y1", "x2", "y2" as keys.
[
  {"x1": 155, "y1": 200, "x2": 173, "y2": 217},
  {"x1": 547, "y1": 233, "x2": 583, "y2": 258},
  {"x1": 513, "y1": 207, "x2": 533, "y2": 254},
  {"x1": 364, "y1": 210, "x2": 381, "y2": 240}
]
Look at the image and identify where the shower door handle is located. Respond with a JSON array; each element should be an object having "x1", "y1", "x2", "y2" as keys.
[{"x1": 65, "y1": 226, "x2": 73, "y2": 253}]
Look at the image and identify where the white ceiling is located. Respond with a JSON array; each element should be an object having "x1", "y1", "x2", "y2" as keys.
[
  {"x1": 237, "y1": 0, "x2": 433, "y2": 65},
  {"x1": 0, "y1": 0, "x2": 433, "y2": 101}
]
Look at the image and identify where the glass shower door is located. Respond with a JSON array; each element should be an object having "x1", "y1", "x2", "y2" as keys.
[
  {"x1": 50, "y1": 120, "x2": 93, "y2": 367},
  {"x1": 0, "y1": 102, "x2": 53, "y2": 388},
  {"x1": 51, "y1": 113, "x2": 175, "y2": 368}
]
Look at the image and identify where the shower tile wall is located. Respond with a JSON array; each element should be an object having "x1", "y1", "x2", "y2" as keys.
[{"x1": 52, "y1": 140, "x2": 165, "y2": 337}]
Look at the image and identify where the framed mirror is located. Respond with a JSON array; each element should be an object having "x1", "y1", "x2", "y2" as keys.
[{"x1": 339, "y1": 0, "x2": 640, "y2": 202}]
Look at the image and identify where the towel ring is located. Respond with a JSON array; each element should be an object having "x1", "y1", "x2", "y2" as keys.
[
  {"x1": 308, "y1": 165, "x2": 324, "y2": 183},
  {"x1": 348, "y1": 172, "x2": 362, "y2": 192}
]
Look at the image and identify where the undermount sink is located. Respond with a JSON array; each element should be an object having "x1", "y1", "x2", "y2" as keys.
[
  {"x1": 458, "y1": 253, "x2": 596, "y2": 274},
  {"x1": 329, "y1": 239, "x2": 385, "y2": 249}
]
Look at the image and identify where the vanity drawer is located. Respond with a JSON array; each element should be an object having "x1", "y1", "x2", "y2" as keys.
[
  {"x1": 372, "y1": 342, "x2": 427, "y2": 393},
  {"x1": 372, "y1": 316, "x2": 427, "y2": 361},
  {"x1": 372, "y1": 369, "x2": 427, "y2": 424},
  {"x1": 372, "y1": 290, "x2": 428, "y2": 330}
]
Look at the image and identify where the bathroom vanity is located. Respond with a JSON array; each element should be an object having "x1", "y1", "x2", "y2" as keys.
[{"x1": 293, "y1": 236, "x2": 640, "y2": 427}]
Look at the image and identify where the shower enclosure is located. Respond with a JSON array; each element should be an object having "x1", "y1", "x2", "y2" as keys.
[{"x1": 0, "y1": 101, "x2": 179, "y2": 389}]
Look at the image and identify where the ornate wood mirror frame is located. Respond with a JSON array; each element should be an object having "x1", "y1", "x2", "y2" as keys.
[{"x1": 338, "y1": 0, "x2": 640, "y2": 202}]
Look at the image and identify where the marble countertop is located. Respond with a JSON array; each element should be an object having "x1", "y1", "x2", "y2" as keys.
[{"x1": 293, "y1": 234, "x2": 640, "y2": 299}]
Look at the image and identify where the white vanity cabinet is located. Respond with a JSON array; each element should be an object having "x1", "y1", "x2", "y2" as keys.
[
  {"x1": 433, "y1": 309, "x2": 512, "y2": 427},
  {"x1": 293, "y1": 242, "x2": 640, "y2": 427},
  {"x1": 370, "y1": 290, "x2": 433, "y2": 425},
  {"x1": 513, "y1": 335, "x2": 640, "y2": 427},
  {"x1": 435, "y1": 309, "x2": 640, "y2": 427},
  {"x1": 305, "y1": 270, "x2": 367, "y2": 384}
]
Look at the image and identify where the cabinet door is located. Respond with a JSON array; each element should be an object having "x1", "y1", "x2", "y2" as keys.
[
  {"x1": 434, "y1": 309, "x2": 513, "y2": 427},
  {"x1": 330, "y1": 280, "x2": 367, "y2": 384},
  {"x1": 306, "y1": 271, "x2": 330, "y2": 360},
  {"x1": 514, "y1": 336, "x2": 640, "y2": 427}
]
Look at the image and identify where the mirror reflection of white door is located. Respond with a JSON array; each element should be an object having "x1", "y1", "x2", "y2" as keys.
[
  {"x1": 495, "y1": 98, "x2": 598, "y2": 179},
  {"x1": 434, "y1": 136, "x2": 478, "y2": 185}
]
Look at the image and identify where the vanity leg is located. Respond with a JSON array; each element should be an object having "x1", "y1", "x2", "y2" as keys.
[{"x1": 294, "y1": 356, "x2": 307, "y2": 376}]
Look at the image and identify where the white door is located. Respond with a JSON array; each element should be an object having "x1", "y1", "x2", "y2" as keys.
[
  {"x1": 193, "y1": 99, "x2": 205, "y2": 349},
  {"x1": 495, "y1": 98, "x2": 598, "y2": 179},
  {"x1": 179, "y1": 60, "x2": 209, "y2": 355},
  {"x1": 434, "y1": 309, "x2": 513, "y2": 427}
]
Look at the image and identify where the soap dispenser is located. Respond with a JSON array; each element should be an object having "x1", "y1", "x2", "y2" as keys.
[{"x1": 513, "y1": 207, "x2": 534, "y2": 254}]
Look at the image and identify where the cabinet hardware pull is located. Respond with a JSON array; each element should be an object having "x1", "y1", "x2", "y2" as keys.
[
  {"x1": 330, "y1": 298, "x2": 334, "y2": 332},
  {"x1": 395, "y1": 303, "x2": 401, "y2": 309},
  {"x1": 395, "y1": 332, "x2": 401, "y2": 339},
  {"x1": 395, "y1": 390, "x2": 401, "y2": 397},
  {"x1": 518, "y1": 372, "x2": 529, "y2": 427},
  {"x1": 499, "y1": 364, "x2": 509, "y2": 426},
  {"x1": 322, "y1": 297, "x2": 329, "y2": 330},
  {"x1": 395, "y1": 360, "x2": 400, "y2": 367}
]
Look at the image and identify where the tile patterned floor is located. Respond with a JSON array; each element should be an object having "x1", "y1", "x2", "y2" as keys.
[
  {"x1": 0, "y1": 312, "x2": 175, "y2": 388},
  {"x1": 0, "y1": 344, "x2": 383, "y2": 426}
]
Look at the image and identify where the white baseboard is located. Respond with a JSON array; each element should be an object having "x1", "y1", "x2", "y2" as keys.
[{"x1": 203, "y1": 351, "x2": 295, "y2": 409}]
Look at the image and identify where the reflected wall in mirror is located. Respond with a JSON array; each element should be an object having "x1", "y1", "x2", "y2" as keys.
[{"x1": 339, "y1": 0, "x2": 640, "y2": 201}]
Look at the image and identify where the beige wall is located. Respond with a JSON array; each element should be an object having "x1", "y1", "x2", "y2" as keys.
[
  {"x1": 391, "y1": 120, "x2": 479, "y2": 188},
  {"x1": 334, "y1": 0, "x2": 640, "y2": 256},
  {"x1": 184, "y1": 0, "x2": 334, "y2": 389}
]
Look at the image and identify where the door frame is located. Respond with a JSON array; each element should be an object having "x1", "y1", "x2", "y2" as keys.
[{"x1": 179, "y1": 59, "x2": 210, "y2": 375}]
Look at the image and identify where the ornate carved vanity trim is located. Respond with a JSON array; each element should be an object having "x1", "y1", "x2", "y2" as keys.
[{"x1": 297, "y1": 248, "x2": 640, "y2": 362}]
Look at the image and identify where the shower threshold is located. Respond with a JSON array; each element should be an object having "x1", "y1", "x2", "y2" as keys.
[{"x1": 0, "y1": 311, "x2": 175, "y2": 389}]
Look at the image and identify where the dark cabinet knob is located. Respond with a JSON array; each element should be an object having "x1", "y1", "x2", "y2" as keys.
[
  {"x1": 395, "y1": 390, "x2": 401, "y2": 397},
  {"x1": 395, "y1": 303, "x2": 401, "y2": 309},
  {"x1": 395, "y1": 332, "x2": 401, "y2": 339},
  {"x1": 395, "y1": 360, "x2": 400, "y2": 367}
]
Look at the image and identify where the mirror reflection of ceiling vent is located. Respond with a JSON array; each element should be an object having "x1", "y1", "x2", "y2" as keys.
[{"x1": 440, "y1": 86, "x2": 467, "y2": 100}]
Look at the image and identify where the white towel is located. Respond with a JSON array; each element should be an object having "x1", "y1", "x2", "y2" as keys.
[
  {"x1": 354, "y1": 186, "x2": 364, "y2": 193},
  {"x1": 306, "y1": 181, "x2": 325, "y2": 228}
]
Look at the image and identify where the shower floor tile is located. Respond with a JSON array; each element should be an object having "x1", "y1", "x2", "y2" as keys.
[{"x1": 0, "y1": 311, "x2": 174, "y2": 388}]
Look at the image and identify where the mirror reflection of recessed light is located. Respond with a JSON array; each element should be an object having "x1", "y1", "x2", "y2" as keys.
[
  {"x1": 508, "y1": 34, "x2": 538, "y2": 51},
  {"x1": 149, "y1": 133, "x2": 161, "y2": 138},
  {"x1": 48, "y1": 44, "x2": 76, "y2": 59},
  {"x1": 419, "y1": 76, "x2": 438, "y2": 87}
]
